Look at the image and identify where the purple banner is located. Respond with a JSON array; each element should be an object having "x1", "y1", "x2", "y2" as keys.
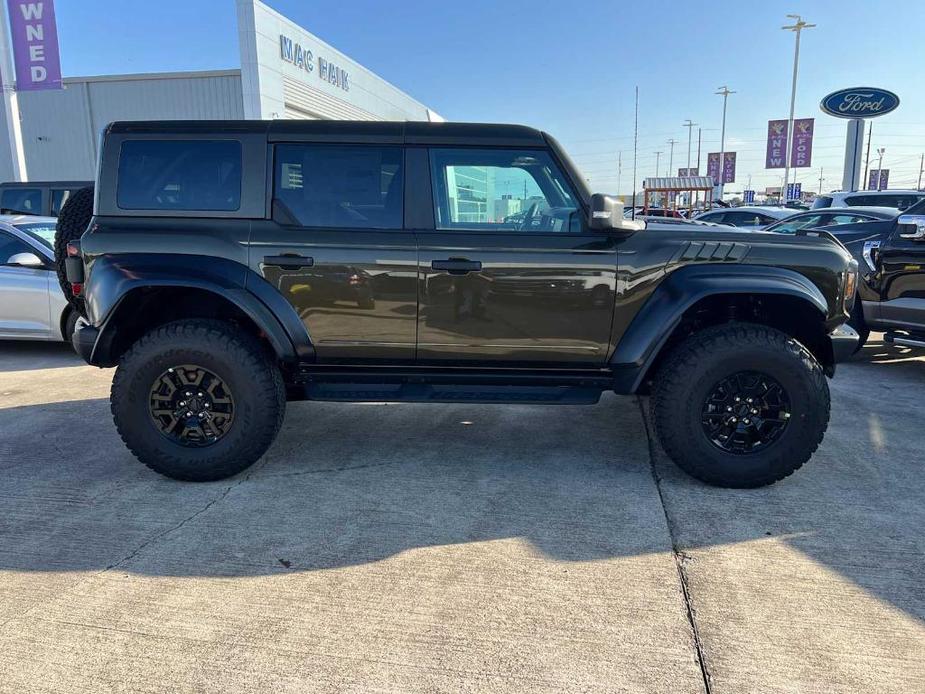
[
  {"x1": 7, "y1": 0, "x2": 62, "y2": 91},
  {"x1": 766, "y1": 120, "x2": 788, "y2": 168},
  {"x1": 767, "y1": 118, "x2": 814, "y2": 168},
  {"x1": 868, "y1": 169, "x2": 889, "y2": 190},
  {"x1": 707, "y1": 152, "x2": 736, "y2": 184},
  {"x1": 791, "y1": 118, "x2": 814, "y2": 168}
]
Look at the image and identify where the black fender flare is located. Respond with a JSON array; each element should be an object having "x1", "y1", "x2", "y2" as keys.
[
  {"x1": 610, "y1": 264, "x2": 829, "y2": 393},
  {"x1": 84, "y1": 254, "x2": 314, "y2": 365}
]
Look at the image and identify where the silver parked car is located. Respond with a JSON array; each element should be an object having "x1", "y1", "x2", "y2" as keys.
[
  {"x1": 692, "y1": 206, "x2": 797, "y2": 229},
  {"x1": 0, "y1": 215, "x2": 77, "y2": 342}
]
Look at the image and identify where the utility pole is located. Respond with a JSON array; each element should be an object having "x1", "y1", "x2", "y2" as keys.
[
  {"x1": 715, "y1": 86, "x2": 735, "y2": 199},
  {"x1": 683, "y1": 120, "x2": 697, "y2": 173},
  {"x1": 781, "y1": 15, "x2": 815, "y2": 203},
  {"x1": 631, "y1": 86, "x2": 638, "y2": 218},
  {"x1": 876, "y1": 148, "x2": 885, "y2": 190},
  {"x1": 0, "y1": 1, "x2": 27, "y2": 181},
  {"x1": 918, "y1": 153, "x2": 923, "y2": 190},
  {"x1": 617, "y1": 151, "x2": 622, "y2": 198},
  {"x1": 863, "y1": 123, "x2": 873, "y2": 189},
  {"x1": 696, "y1": 128, "x2": 702, "y2": 173},
  {"x1": 654, "y1": 151, "x2": 662, "y2": 178},
  {"x1": 667, "y1": 138, "x2": 677, "y2": 176}
]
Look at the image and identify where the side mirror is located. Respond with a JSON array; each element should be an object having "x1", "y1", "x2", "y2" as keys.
[
  {"x1": 897, "y1": 214, "x2": 925, "y2": 240},
  {"x1": 6, "y1": 252, "x2": 45, "y2": 268},
  {"x1": 589, "y1": 193, "x2": 644, "y2": 232}
]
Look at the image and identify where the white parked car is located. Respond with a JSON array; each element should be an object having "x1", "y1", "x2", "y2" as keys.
[
  {"x1": 692, "y1": 206, "x2": 797, "y2": 229},
  {"x1": 812, "y1": 189, "x2": 925, "y2": 211},
  {"x1": 0, "y1": 215, "x2": 78, "y2": 342}
]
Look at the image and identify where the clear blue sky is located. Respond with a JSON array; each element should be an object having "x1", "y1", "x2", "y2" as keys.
[{"x1": 56, "y1": 0, "x2": 925, "y2": 193}]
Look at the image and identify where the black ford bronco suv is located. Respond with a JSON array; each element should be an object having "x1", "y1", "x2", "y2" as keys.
[{"x1": 61, "y1": 120, "x2": 858, "y2": 488}]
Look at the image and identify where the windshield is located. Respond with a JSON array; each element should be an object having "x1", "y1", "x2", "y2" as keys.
[{"x1": 13, "y1": 222, "x2": 56, "y2": 250}]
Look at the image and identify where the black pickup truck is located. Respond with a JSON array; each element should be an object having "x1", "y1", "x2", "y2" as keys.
[
  {"x1": 59, "y1": 120, "x2": 859, "y2": 488},
  {"x1": 818, "y1": 200, "x2": 925, "y2": 351}
]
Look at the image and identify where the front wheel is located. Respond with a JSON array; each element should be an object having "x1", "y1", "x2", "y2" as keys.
[
  {"x1": 651, "y1": 323, "x2": 830, "y2": 488},
  {"x1": 111, "y1": 320, "x2": 285, "y2": 481}
]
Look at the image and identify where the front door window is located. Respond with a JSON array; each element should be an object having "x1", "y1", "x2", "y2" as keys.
[{"x1": 431, "y1": 148, "x2": 579, "y2": 233}]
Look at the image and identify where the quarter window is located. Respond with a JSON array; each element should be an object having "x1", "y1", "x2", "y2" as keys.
[
  {"x1": 117, "y1": 140, "x2": 242, "y2": 211},
  {"x1": 430, "y1": 148, "x2": 578, "y2": 232},
  {"x1": 274, "y1": 144, "x2": 403, "y2": 229},
  {"x1": 51, "y1": 189, "x2": 75, "y2": 216},
  {"x1": 1, "y1": 188, "x2": 41, "y2": 214}
]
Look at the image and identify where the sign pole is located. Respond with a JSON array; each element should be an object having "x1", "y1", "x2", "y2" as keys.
[
  {"x1": 841, "y1": 118, "x2": 864, "y2": 191},
  {"x1": 781, "y1": 16, "x2": 815, "y2": 202},
  {"x1": 715, "y1": 86, "x2": 734, "y2": 198},
  {"x1": 0, "y1": 0, "x2": 26, "y2": 181}
]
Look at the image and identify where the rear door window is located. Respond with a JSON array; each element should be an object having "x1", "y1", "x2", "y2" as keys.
[
  {"x1": 274, "y1": 144, "x2": 403, "y2": 229},
  {"x1": 117, "y1": 140, "x2": 242, "y2": 211},
  {"x1": 1, "y1": 188, "x2": 41, "y2": 214}
]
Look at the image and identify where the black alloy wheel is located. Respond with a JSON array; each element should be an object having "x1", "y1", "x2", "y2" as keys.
[
  {"x1": 148, "y1": 364, "x2": 235, "y2": 447},
  {"x1": 700, "y1": 371, "x2": 791, "y2": 454}
]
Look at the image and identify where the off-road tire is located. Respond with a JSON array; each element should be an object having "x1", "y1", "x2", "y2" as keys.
[
  {"x1": 54, "y1": 185, "x2": 95, "y2": 315},
  {"x1": 651, "y1": 323, "x2": 830, "y2": 488},
  {"x1": 111, "y1": 320, "x2": 286, "y2": 481}
]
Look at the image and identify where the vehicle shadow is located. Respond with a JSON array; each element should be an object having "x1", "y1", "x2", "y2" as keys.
[
  {"x1": 0, "y1": 347, "x2": 922, "y2": 625},
  {"x1": 0, "y1": 340, "x2": 82, "y2": 373}
]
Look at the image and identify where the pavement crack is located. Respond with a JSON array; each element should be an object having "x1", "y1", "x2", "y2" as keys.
[{"x1": 637, "y1": 396, "x2": 713, "y2": 694}]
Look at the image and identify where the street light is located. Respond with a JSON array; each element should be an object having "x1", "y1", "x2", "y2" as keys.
[
  {"x1": 654, "y1": 151, "x2": 662, "y2": 178},
  {"x1": 715, "y1": 86, "x2": 735, "y2": 199},
  {"x1": 877, "y1": 147, "x2": 886, "y2": 190},
  {"x1": 682, "y1": 120, "x2": 697, "y2": 173},
  {"x1": 781, "y1": 15, "x2": 815, "y2": 203}
]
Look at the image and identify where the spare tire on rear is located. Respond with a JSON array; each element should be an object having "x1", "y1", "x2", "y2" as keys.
[{"x1": 54, "y1": 186, "x2": 94, "y2": 316}]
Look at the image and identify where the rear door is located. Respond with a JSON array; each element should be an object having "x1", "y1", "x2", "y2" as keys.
[
  {"x1": 415, "y1": 146, "x2": 617, "y2": 365},
  {"x1": 249, "y1": 139, "x2": 418, "y2": 362}
]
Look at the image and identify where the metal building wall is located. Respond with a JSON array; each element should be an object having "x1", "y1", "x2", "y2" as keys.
[{"x1": 0, "y1": 70, "x2": 244, "y2": 182}]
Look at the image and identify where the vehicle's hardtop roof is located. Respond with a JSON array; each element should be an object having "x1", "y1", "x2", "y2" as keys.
[
  {"x1": 0, "y1": 180, "x2": 91, "y2": 187},
  {"x1": 106, "y1": 120, "x2": 549, "y2": 148}
]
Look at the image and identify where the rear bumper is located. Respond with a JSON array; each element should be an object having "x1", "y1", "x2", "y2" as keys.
[
  {"x1": 72, "y1": 324, "x2": 99, "y2": 365},
  {"x1": 829, "y1": 323, "x2": 859, "y2": 363}
]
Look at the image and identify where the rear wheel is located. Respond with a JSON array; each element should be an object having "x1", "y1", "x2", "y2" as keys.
[
  {"x1": 111, "y1": 319, "x2": 286, "y2": 481},
  {"x1": 651, "y1": 323, "x2": 830, "y2": 488}
]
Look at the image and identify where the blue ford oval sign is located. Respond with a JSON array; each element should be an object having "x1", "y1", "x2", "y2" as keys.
[{"x1": 820, "y1": 87, "x2": 899, "y2": 119}]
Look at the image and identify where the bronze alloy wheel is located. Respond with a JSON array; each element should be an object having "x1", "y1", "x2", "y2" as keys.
[
  {"x1": 148, "y1": 364, "x2": 235, "y2": 447},
  {"x1": 700, "y1": 370, "x2": 792, "y2": 455}
]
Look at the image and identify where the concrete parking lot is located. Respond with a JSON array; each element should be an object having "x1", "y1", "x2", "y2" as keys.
[{"x1": 0, "y1": 337, "x2": 922, "y2": 693}]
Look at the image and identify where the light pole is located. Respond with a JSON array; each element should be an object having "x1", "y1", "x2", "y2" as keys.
[
  {"x1": 876, "y1": 147, "x2": 886, "y2": 190},
  {"x1": 667, "y1": 138, "x2": 677, "y2": 176},
  {"x1": 683, "y1": 120, "x2": 697, "y2": 173},
  {"x1": 715, "y1": 86, "x2": 735, "y2": 199},
  {"x1": 818, "y1": 167, "x2": 824, "y2": 194},
  {"x1": 781, "y1": 15, "x2": 815, "y2": 202},
  {"x1": 654, "y1": 151, "x2": 662, "y2": 178}
]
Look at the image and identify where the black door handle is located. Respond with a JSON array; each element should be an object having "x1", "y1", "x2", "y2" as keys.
[
  {"x1": 432, "y1": 258, "x2": 482, "y2": 275},
  {"x1": 263, "y1": 254, "x2": 314, "y2": 270}
]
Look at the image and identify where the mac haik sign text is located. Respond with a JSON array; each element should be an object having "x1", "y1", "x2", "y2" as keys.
[
  {"x1": 6, "y1": 0, "x2": 62, "y2": 90},
  {"x1": 279, "y1": 34, "x2": 349, "y2": 92}
]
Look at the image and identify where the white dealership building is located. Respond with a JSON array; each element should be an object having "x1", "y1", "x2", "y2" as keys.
[{"x1": 0, "y1": 0, "x2": 441, "y2": 182}]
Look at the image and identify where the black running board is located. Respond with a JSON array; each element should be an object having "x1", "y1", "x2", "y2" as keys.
[{"x1": 300, "y1": 382, "x2": 604, "y2": 404}]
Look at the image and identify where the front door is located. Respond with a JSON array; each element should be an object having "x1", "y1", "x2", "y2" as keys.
[
  {"x1": 416, "y1": 147, "x2": 617, "y2": 365},
  {"x1": 249, "y1": 142, "x2": 418, "y2": 362},
  {"x1": 877, "y1": 218, "x2": 925, "y2": 332},
  {"x1": 0, "y1": 231, "x2": 53, "y2": 339}
]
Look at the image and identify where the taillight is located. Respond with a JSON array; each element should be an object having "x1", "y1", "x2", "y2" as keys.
[
  {"x1": 71, "y1": 283, "x2": 83, "y2": 296},
  {"x1": 66, "y1": 242, "x2": 81, "y2": 257}
]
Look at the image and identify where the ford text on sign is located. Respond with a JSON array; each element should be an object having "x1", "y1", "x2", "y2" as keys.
[
  {"x1": 6, "y1": 1, "x2": 62, "y2": 91},
  {"x1": 820, "y1": 88, "x2": 899, "y2": 119}
]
